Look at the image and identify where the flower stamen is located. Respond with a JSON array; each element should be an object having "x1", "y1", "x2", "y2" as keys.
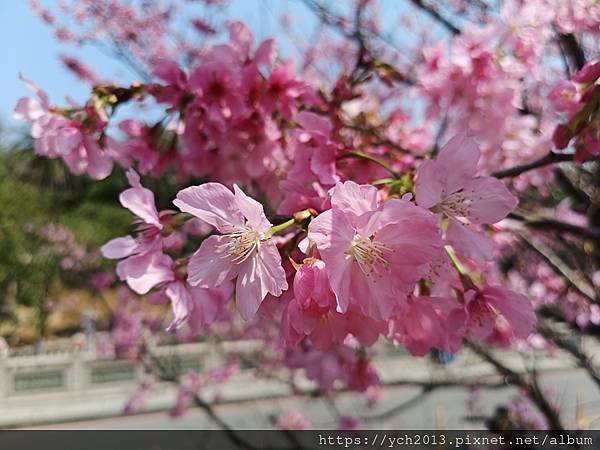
[
  {"x1": 346, "y1": 234, "x2": 391, "y2": 277},
  {"x1": 220, "y1": 226, "x2": 264, "y2": 264}
]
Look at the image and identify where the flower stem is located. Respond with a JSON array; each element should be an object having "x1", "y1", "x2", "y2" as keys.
[
  {"x1": 444, "y1": 245, "x2": 466, "y2": 275},
  {"x1": 340, "y1": 151, "x2": 401, "y2": 178},
  {"x1": 269, "y1": 217, "x2": 296, "y2": 235},
  {"x1": 444, "y1": 245, "x2": 477, "y2": 291}
]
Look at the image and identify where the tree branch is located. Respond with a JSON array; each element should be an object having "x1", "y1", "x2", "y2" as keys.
[
  {"x1": 558, "y1": 33, "x2": 586, "y2": 72},
  {"x1": 406, "y1": 0, "x2": 460, "y2": 35},
  {"x1": 466, "y1": 342, "x2": 565, "y2": 432},
  {"x1": 143, "y1": 353, "x2": 260, "y2": 450},
  {"x1": 338, "y1": 150, "x2": 402, "y2": 178},
  {"x1": 492, "y1": 152, "x2": 574, "y2": 179},
  {"x1": 516, "y1": 229, "x2": 597, "y2": 301},
  {"x1": 537, "y1": 322, "x2": 600, "y2": 391},
  {"x1": 508, "y1": 212, "x2": 600, "y2": 240}
]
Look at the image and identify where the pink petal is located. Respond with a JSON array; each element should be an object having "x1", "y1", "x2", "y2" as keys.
[
  {"x1": 417, "y1": 134, "x2": 480, "y2": 207},
  {"x1": 54, "y1": 127, "x2": 82, "y2": 155},
  {"x1": 257, "y1": 241, "x2": 289, "y2": 296},
  {"x1": 329, "y1": 256, "x2": 354, "y2": 314},
  {"x1": 330, "y1": 181, "x2": 378, "y2": 218},
  {"x1": 235, "y1": 242, "x2": 287, "y2": 320},
  {"x1": 119, "y1": 120, "x2": 144, "y2": 136},
  {"x1": 119, "y1": 187, "x2": 161, "y2": 229},
  {"x1": 125, "y1": 168, "x2": 142, "y2": 187},
  {"x1": 233, "y1": 184, "x2": 271, "y2": 233},
  {"x1": 308, "y1": 209, "x2": 356, "y2": 313},
  {"x1": 484, "y1": 287, "x2": 536, "y2": 340},
  {"x1": 187, "y1": 235, "x2": 237, "y2": 287},
  {"x1": 19, "y1": 74, "x2": 50, "y2": 109},
  {"x1": 101, "y1": 235, "x2": 139, "y2": 259},
  {"x1": 174, "y1": 183, "x2": 244, "y2": 233},
  {"x1": 445, "y1": 218, "x2": 493, "y2": 263},
  {"x1": 367, "y1": 201, "x2": 442, "y2": 268},
  {"x1": 235, "y1": 257, "x2": 264, "y2": 321},
  {"x1": 253, "y1": 39, "x2": 277, "y2": 70},
  {"x1": 152, "y1": 59, "x2": 186, "y2": 87},
  {"x1": 165, "y1": 282, "x2": 192, "y2": 331},
  {"x1": 117, "y1": 253, "x2": 174, "y2": 295},
  {"x1": 229, "y1": 21, "x2": 253, "y2": 59},
  {"x1": 84, "y1": 136, "x2": 113, "y2": 180},
  {"x1": 436, "y1": 134, "x2": 480, "y2": 191},
  {"x1": 461, "y1": 177, "x2": 518, "y2": 224},
  {"x1": 295, "y1": 111, "x2": 333, "y2": 137},
  {"x1": 351, "y1": 267, "x2": 399, "y2": 320},
  {"x1": 415, "y1": 160, "x2": 444, "y2": 209},
  {"x1": 13, "y1": 98, "x2": 46, "y2": 122},
  {"x1": 189, "y1": 282, "x2": 233, "y2": 327}
]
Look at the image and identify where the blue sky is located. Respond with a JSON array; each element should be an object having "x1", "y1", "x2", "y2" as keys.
[
  {"x1": 0, "y1": 1, "x2": 418, "y2": 136},
  {"x1": 0, "y1": 0, "x2": 321, "y2": 132}
]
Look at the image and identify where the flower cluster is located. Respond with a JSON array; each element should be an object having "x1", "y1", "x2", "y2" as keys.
[
  {"x1": 13, "y1": 76, "x2": 115, "y2": 180},
  {"x1": 15, "y1": 1, "x2": 600, "y2": 413},
  {"x1": 92, "y1": 135, "x2": 533, "y2": 369},
  {"x1": 550, "y1": 59, "x2": 600, "y2": 162}
]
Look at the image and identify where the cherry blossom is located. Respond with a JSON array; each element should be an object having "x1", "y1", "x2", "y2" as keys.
[
  {"x1": 309, "y1": 181, "x2": 442, "y2": 320},
  {"x1": 14, "y1": 76, "x2": 113, "y2": 179},
  {"x1": 174, "y1": 183, "x2": 288, "y2": 320}
]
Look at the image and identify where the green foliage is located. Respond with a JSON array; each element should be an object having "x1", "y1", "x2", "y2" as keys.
[{"x1": 0, "y1": 144, "x2": 131, "y2": 334}]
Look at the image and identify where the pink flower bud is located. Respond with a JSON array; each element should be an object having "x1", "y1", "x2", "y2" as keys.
[{"x1": 552, "y1": 124, "x2": 573, "y2": 149}]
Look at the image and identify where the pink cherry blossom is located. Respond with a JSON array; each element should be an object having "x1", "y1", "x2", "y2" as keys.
[
  {"x1": 464, "y1": 286, "x2": 536, "y2": 343},
  {"x1": 309, "y1": 181, "x2": 442, "y2": 320},
  {"x1": 572, "y1": 59, "x2": 600, "y2": 84},
  {"x1": 416, "y1": 134, "x2": 518, "y2": 225},
  {"x1": 17, "y1": 2, "x2": 600, "y2": 427},
  {"x1": 548, "y1": 80, "x2": 581, "y2": 114},
  {"x1": 101, "y1": 169, "x2": 168, "y2": 260},
  {"x1": 113, "y1": 249, "x2": 233, "y2": 332},
  {"x1": 285, "y1": 342, "x2": 379, "y2": 392},
  {"x1": 174, "y1": 183, "x2": 288, "y2": 320},
  {"x1": 283, "y1": 258, "x2": 386, "y2": 349},
  {"x1": 14, "y1": 76, "x2": 113, "y2": 180},
  {"x1": 387, "y1": 296, "x2": 466, "y2": 356}
]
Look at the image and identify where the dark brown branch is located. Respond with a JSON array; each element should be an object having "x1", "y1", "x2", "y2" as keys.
[
  {"x1": 342, "y1": 122, "x2": 414, "y2": 155},
  {"x1": 539, "y1": 306, "x2": 600, "y2": 341},
  {"x1": 492, "y1": 152, "x2": 574, "y2": 179},
  {"x1": 516, "y1": 230, "x2": 597, "y2": 301},
  {"x1": 407, "y1": 0, "x2": 461, "y2": 35},
  {"x1": 555, "y1": 168, "x2": 591, "y2": 204},
  {"x1": 508, "y1": 212, "x2": 600, "y2": 240},
  {"x1": 466, "y1": 342, "x2": 566, "y2": 432},
  {"x1": 300, "y1": 0, "x2": 416, "y2": 85},
  {"x1": 361, "y1": 387, "x2": 433, "y2": 422},
  {"x1": 338, "y1": 151, "x2": 402, "y2": 178},
  {"x1": 143, "y1": 353, "x2": 260, "y2": 450},
  {"x1": 558, "y1": 33, "x2": 586, "y2": 71},
  {"x1": 537, "y1": 323, "x2": 600, "y2": 391}
]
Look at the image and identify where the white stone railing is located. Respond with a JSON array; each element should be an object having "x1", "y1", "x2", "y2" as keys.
[
  {"x1": 0, "y1": 335, "x2": 593, "y2": 428},
  {"x1": 0, "y1": 339, "x2": 263, "y2": 399}
]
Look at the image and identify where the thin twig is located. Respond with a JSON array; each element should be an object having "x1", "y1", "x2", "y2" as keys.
[
  {"x1": 361, "y1": 387, "x2": 433, "y2": 422},
  {"x1": 508, "y1": 212, "x2": 600, "y2": 240},
  {"x1": 537, "y1": 322, "x2": 600, "y2": 391},
  {"x1": 516, "y1": 229, "x2": 597, "y2": 301},
  {"x1": 406, "y1": 0, "x2": 460, "y2": 35},
  {"x1": 492, "y1": 152, "x2": 574, "y2": 179},
  {"x1": 342, "y1": 122, "x2": 414, "y2": 155},
  {"x1": 466, "y1": 342, "x2": 566, "y2": 432},
  {"x1": 339, "y1": 150, "x2": 401, "y2": 178},
  {"x1": 143, "y1": 352, "x2": 260, "y2": 450},
  {"x1": 558, "y1": 33, "x2": 586, "y2": 72}
]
